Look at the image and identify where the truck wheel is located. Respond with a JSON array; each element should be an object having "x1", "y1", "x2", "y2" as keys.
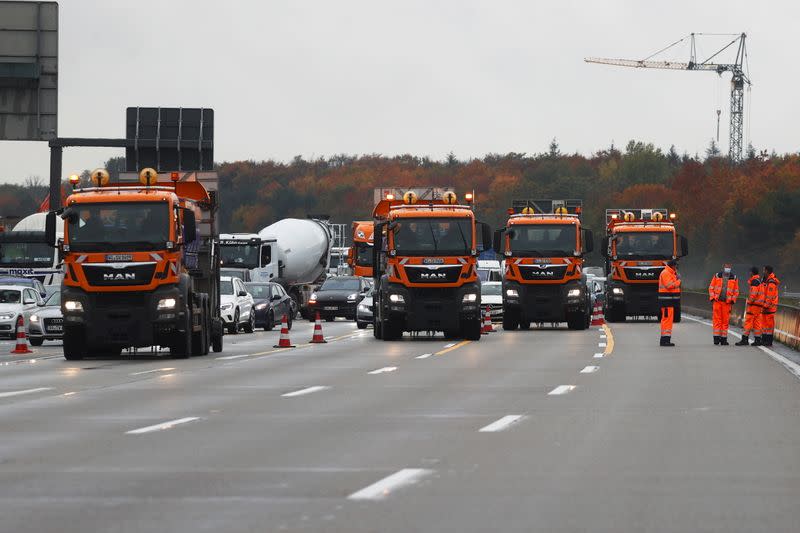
[
  {"x1": 443, "y1": 329, "x2": 459, "y2": 339},
  {"x1": 211, "y1": 330, "x2": 223, "y2": 353},
  {"x1": 566, "y1": 312, "x2": 584, "y2": 330},
  {"x1": 357, "y1": 321, "x2": 368, "y2": 329},
  {"x1": 192, "y1": 307, "x2": 208, "y2": 357},
  {"x1": 265, "y1": 312, "x2": 275, "y2": 331},
  {"x1": 503, "y1": 311, "x2": 519, "y2": 331},
  {"x1": 243, "y1": 311, "x2": 255, "y2": 333},
  {"x1": 382, "y1": 318, "x2": 401, "y2": 341},
  {"x1": 461, "y1": 318, "x2": 482, "y2": 341},
  {"x1": 373, "y1": 318, "x2": 383, "y2": 339},
  {"x1": 519, "y1": 320, "x2": 531, "y2": 331},
  {"x1": 63, "y1": 327, "x2": 85, "y2": 360},
  {"x1": 171, "y1": 308, "x2": 193, "y2": 359}
]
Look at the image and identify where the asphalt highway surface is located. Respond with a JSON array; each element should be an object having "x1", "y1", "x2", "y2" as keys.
[{"x1": 1, "y1": 316, "x2": 799, "y2": 532}]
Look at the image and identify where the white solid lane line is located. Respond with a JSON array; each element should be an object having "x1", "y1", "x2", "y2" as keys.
[
  {"x1": 548, "y1": 385, "x2": 577, "y2": 396},
  {"x1": 281, "y1": 385, "x2": 329, "y2": 398},
  {"x1": 415, "y1": 353, "x2": 433, "y2": 359},
  {"x1": 126, "y1": 417, "x2": 199, "y2": 435},
  {"x1": 580, "y1": 365, "x2": 599, "y2": 374},
  {"x1": 0, "y1": 387, "x2": 52, "y2": 399},
  {"x1": 479, "y1": 415, "x2": 525, "y2": 433},
  {"x1": 368, "y1": 366, "x2": 397, "y2": 375},
  {"x1": 593, "y1": 352, "x2": 604, "y2": 359},
  {"x1": 129, "y1": 367, "x2": 175, "y2": 376},
  {"x1": 348, "y1": 468, "x2": 434, "y2": 501}
]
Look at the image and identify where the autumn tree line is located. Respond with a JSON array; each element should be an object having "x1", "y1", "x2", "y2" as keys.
[{"x1": 3, "y1": 140, "x2": 799, "y2": 288}]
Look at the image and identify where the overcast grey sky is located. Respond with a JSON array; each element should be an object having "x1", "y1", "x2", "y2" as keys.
[{"x1": 1, "y1": 0, "x2": 797, "y2": 183}]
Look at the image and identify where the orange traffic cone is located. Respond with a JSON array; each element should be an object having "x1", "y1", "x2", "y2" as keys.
[
  {"x1": 273, "y1": 314, "x2": 296, "y2": 348},
  {"x1": 309, "y1": 312, "x2": 327, "y2": 344},
  {"x1": 482, "y1": 306, "x2": 494, "y2": 334},
  {"x1": 590, "y1": 300, "x2": 605, "y2": 326},
  {"x1": 11, "y1": 315, "x2": 32, "y2": 354}
]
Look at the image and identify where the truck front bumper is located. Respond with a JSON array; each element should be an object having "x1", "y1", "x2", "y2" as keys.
[
  {"x1": 381, "y1": 282, "x2": 481, "y2": 332},
  {"x1": 607, "y1": 282, "x2": 659, "y2": 316},
  {"x1": 502, "y1": 280, "x2": 586, "y2": 322},
  {"x1": 61, "y1": 286, "x2": 186, "y2": 348}
]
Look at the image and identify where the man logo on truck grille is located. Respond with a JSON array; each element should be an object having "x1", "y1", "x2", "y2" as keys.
[
  {"x1": 103, "y1": 272, "x2": 136, "y2": 281},
  {"x1": 420, "y1": 272, "x2": 448, "y2": 280}
]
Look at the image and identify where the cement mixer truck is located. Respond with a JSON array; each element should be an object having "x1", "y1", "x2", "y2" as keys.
[
  {"x1": 0, "y1": 212, "x2": 64, "y2": 286},
  {"x1": 217, "y1": 218, "x2": 333, "y2": 318}
]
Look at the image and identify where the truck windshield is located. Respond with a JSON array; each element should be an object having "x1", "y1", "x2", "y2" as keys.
[
  {"x1": 0, "y1": 242, "x2": 53, "y2": 266},
  {"x1": 393, "y1": 218, "x2": 472, "y2": 256},
  {"x1": 509, "y1": 224, "x2": 576, "y2": 256},
  {"x1": 220, "y1": 244, "x2": 260, "y2": 269},
  {"x1": 355, "y1": 242, "x2": 373, "y2": 266},
  {"x1": 615, "y1": 231, "x2": 673, "y2": 259},
  {"x1": 66, "y1": 202, "x2": 169, "y2": 252}
]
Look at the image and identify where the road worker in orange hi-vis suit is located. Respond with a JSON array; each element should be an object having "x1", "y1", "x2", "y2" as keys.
[
  {"x1": 708, "y1": 263, "x2": 740, "y2": 346},
  {"x1": 658, "y1": 260, "x2": 681, "y2": 347},
  {"x1": 735, "y1": 266, "x2": 764, "y2": 346},
  {"x1": 760, "y1": 265, "x2": 780, "y2": 347}
]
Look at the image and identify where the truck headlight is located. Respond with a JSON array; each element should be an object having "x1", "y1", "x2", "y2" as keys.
[
  {"x1": 506, "y1": 289, "x2": 519, "y2": 297},
  {"x1": 389, "y1": 294, "x2": 405, "y2": 303},
  {"x1": 64, "y1": 300, "x2": 83, "y2": 312},
  {"x1": 347, "y1": 293, "x2": 358, "y2": 302},
  {"x1": 462, "y1": 293, "x2": 477, "y2": 303},
  {"x1": 157, "y1": 298, "x2": 177, "y2": 310},
  {"x1": 612, "y1": 288, "x2": 624, "y2": 295},
  {"x1": 567, "y1": 289, "x2": 581, "y2": 298},
  {"x1": 30, "y1": 314, "x2": 39, "y2": 323}
]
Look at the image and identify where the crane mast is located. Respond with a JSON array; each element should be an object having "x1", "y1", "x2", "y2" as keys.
[{"x1": 586, "y1": 33, "x2": 751, "y2": 161}]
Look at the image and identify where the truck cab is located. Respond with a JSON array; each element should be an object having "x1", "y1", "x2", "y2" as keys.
[
  {"x1": 372, "y1": 190, "x2": 491, "y2": 341},
  {"x1": 0, "y1": 213, "x2": 64, "y2": 286},
  {"x1": 218, "y1": 233, "x2": 278, "y2": 282},
  {"x1": 602, "y1": 208, "x2": 688, "y2": 322},
  {"x1": 347, "y1": 221, "x2": 374, "y2": 278},
  {"x1": 493, "y1": 199, "x2": 594, "y2": 330}
]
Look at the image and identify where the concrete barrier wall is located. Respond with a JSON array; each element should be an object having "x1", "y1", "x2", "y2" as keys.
[{"x1": 682, "y1": 291, "x2": 800, "y2": 350}]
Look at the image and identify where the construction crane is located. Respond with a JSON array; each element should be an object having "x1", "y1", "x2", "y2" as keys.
[{"x1": 585, "y1": 33, "x2": 751, "y2": 161}]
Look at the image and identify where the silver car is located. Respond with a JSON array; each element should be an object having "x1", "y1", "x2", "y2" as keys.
[
  {"x1": 0, "y1": 285, "x2": 44, "y2": 339},
  {"x1": 28, "y1": 290, "x2": 63, "y2": 346},
  {"x1": 356, "y1": 287, "x2": 373, "y2": 329}
]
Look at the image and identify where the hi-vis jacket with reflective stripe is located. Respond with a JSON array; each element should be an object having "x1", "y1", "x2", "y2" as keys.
[
  {"x1": 658, "y1": 265, "x2": 681, "y2": 304},
  {"x1": 708, "y1": 272, "x2": 739, "y2": 304},
  {"x1": 746, "y1": 274, "x2": 763, "y2": 306},
  {"x1": 763, "y1": 273, "x2": 780, "y2": 313}
]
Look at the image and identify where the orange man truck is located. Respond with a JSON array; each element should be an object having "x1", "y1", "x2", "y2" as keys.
[
  {"x1": 347, "y1": 220, "x2": 374, "y2": 278},
  {"x1": 46, "y1": 168, "x2": 223, "y2": 360},
  {"x1": 602, "y1": 208, "x2": 688, "y2": 322},
  {"x1": 493, "y1": 199, "x2": 594, "y2": 330},
  {"x1": 372, "y1": 190, "x2": 491, "y2": 341}
]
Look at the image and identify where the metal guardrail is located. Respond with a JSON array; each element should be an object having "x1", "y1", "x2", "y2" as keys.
[{"x1": 681, "y1": 291, "x2": 800, "y2": 350}]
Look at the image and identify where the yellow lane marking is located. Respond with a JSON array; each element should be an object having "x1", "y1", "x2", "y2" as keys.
[
  {"x1": 435, "y1": 340, "x2": 471, "y2": 356},
  {"x1": 601, "y1": 324, "x2": 615, "y2": 355}
]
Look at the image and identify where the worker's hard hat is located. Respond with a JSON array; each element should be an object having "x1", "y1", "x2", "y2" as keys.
[{"x1": 139, "y1": 168, "x2": 158, "y2": 186}]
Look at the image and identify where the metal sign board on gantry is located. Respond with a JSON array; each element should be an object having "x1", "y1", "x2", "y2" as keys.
[{"x1": 0, "y1": 1, "x2": 58, "y2": 141}]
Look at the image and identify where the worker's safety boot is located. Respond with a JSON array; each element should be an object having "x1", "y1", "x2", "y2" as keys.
[
  {"x1": 752, "y1": 336, "x2": 763, "y2": 346},
  {"x1": 763, "y1": 335, "x2": 773, "y2": 347},
  {"x1": 735, "y1": 336, "x2": 749, "y2": 346},
  {"x1": 720, "y1": 337, "x2": 729, "y2": 346},
  {"x1": 660, "y1": 336, "x2": 675, "y2": 347},
  {"x1": 713, "y1": 336, "x2": 720, "y2": 345}
]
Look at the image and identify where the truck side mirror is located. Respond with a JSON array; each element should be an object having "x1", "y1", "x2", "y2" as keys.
[
  {"x1": 478, "y1": 222, "x2": 492, "y2": 252},
  {"x1": 45, "y1": 211, "x2": 57, "y2": 247},
  {"x1": 492, "y1": 229, "x2": 504, "y2": 254},
  {"x1": 182, "y1": 209, "x2": 196, "y2": 244},
  {"x1": 373, "y1": 221, "x2": 386, "y2": 277},
  {"x1": 679, "y1": 235, "x2": 689, "y2": 257},
  {"x1": 600, "y1": 237, "x2": 609, "y2": 258},
  {"x1": 582, "y1": 229, "x2": 594, "y2": 254}
]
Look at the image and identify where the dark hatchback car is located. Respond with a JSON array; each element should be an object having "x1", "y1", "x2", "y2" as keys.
[
  {"x1": 307, "y1": 276, "x2": 370, "y2": 322},
  {"x1": 245, "y1": 282, "x2": 293, "y2": 331}
]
